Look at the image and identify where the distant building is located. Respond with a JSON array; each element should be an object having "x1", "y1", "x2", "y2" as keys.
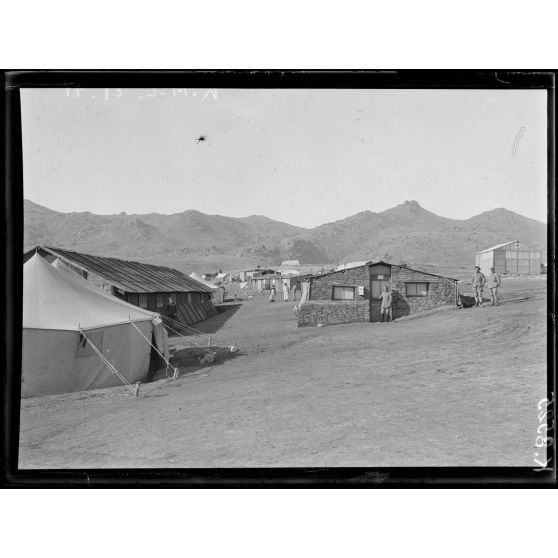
[
  {"x1": 189, "y1": 272, "x2": 225, "y2": 304},
  {"x1": 238, "y1": 267, "x2": 272, "y2": 282},
  {"x1": 298, "y1": 261, "x2": 459, "y2": 327},
  {"x1": 253, "y1": 273, "x2": 281, "y2": 292},
  {"x1": 23, "y1": 246, "x2": 217, "y2": 326},
  {"x1": 281, "y1": 260, "x2": 300, "y2": 266},
  {"x1": 475, "y1": 240, "x2": 543, "y2": 276},
  {"x1": 252, "y1": 269, "x2": 276, "y2": 279},
  {"x1": 281, "y1": 271, "x2": 312, "y2": 292}
]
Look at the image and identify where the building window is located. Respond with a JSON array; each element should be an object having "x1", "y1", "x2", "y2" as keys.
[
  {"x1": 138, "y1": 294, "x2": 148, "y2": 308},
  {"x1": 406, "y1": 282, "x2": 429, "y2": 297},
  {"x1": 332, "y1": 286, "x2": 356, "y2": 300}
]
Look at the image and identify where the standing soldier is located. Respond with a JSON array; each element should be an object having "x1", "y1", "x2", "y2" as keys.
[
  {"x1": 378, "y1": 285, "x2": 392, "y2": 322},
  {"x1": 487, "y1": 266, "x2": 502, "y2": 306},
  {"x1": 164, "y1": 295, "x2": 178, "y2": 322},
  {"x1": 471, "y1": 265, "x2": 486, "y2": 307}
]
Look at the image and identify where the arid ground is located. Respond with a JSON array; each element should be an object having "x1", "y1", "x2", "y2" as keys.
[{"x1": 19, "y1": 278, "x2": 547, "y2": 468}]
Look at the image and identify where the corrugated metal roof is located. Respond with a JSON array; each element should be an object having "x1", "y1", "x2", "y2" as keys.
[
  {"x1": 38, "y1": 247, "x2": 215, "y2": 294},
  {"x1": 476, "y1": 240, "x2": 520, "y2": 254}
]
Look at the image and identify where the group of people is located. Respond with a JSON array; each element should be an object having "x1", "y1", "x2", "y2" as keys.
[
  {"x1": 269, "y1": 279, "x2": 297, "y2": 303},
  {"x1": 471, "y1": 265, "x2": 502, "y2": 307}
]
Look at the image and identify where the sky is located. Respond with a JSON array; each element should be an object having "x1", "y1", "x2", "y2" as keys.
[{"x1": 21, "y1": 87, "x2": 548, "y2": 228}]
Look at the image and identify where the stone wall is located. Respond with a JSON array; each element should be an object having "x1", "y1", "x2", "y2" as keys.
[
  {"x1": 309, "y1": 267, "x2": 370, "y2": 300},
  {"x1": 390, "y1": 266, "x2": 457, "y2": 318},
  {"x1": 299, "y1": 264, "x2": 458, "y2": 326},
  {"x1": 297, "y1": 300, "x2": 370, "y2": 327}
]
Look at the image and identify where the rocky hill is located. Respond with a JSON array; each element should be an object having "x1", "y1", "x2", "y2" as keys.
[
  {"x1": 302, "y1": 200, "x2": 547, "y2": 269},
  {"x1": 23, "y1": 199, "x2": 547, "y2": 274}
]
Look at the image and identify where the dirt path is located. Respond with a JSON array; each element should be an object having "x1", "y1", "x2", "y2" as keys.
[{"x1": 19, "y1": 283, "x2": 547, "y2": 468}]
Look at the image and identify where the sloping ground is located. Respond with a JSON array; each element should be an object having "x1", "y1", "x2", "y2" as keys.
[{"x1": 19, "y1": 280, "x2": 547, "y2": 468}]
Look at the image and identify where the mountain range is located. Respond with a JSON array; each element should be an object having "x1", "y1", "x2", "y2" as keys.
[{"x1": 23, "y1": 199, "x2": 547, "y2": 276}]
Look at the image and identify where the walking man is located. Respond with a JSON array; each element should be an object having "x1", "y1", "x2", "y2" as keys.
[
  {"x1": 269, "y1": 280, "x2": 276, "y2": 302},
  {"x1": 282, "y1": 281, "x2": 290, "y2": 301},
  {"x1": 379, "y1": 285, "x2": 392, "y2": 322},
  {"x1": 487, "y1": 266, "x2": 502, "y2": 306},
  {"x1": 471, "y1": 265, "x2": 486, "y2": 307}
]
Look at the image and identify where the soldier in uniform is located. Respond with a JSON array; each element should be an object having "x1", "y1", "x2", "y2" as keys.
[
  {"x1": 471, "y1": 266, "x2": 486, "y2": 307},
  {"x1": 487, "y1": 267, "x2": 502, "y2": 306},
  {"x1": 164, "y1": 296, "x2": 178, "y2": 322},
  {"x1": 379, "y1": 285, "x2": 392, "y2": 322}
]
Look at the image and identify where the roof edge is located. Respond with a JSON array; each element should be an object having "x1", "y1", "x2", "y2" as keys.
[{"x1": 310, "y1": 261, "x2": 458, "y2": 282}]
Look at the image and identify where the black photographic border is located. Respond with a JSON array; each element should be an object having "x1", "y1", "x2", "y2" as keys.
[{"x1": 3, "y1": 69, "x2": 556, "y2": 487}]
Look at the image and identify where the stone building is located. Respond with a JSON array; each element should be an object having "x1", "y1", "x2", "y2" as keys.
[{"x1": 297, "y1": 261, "x2": 459, "y2": 327}]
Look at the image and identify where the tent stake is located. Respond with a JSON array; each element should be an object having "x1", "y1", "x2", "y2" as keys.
[{"x1": 134, "y1": 382, "x2": 141, "y2": 397}]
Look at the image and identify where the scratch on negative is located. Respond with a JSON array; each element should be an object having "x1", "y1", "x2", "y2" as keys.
[{"x1": 512, "y1": 127, "x2": 525, "y2": 158}]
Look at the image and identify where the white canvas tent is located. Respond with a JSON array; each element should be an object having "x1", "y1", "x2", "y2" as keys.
[
  {"x1": 22, "y1": 254, "x2": 169, "y2": 398},
  {"x1": 189, "y1": 272, "x2": 225, "y2": 304},
  {"x1": 214, "y1": 272, "x2": 230, "y2": 283}
]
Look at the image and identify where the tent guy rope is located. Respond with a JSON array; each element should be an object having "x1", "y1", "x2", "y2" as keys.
[
  {"x1": 163, "y1": 321, "x2": 218, "y2": 356},
  {"x1": 163, "y1": 315, "x2": 240, "y2": 352},
  {"x1": 129, "y1": 321, "x2": 179, "y2": 379},
  {"x1": 163, "y1": 315, "x2": 213, "y2": 340},
  {"x1": 78, "y1": 328, "x2": 138, "y2": 396}
]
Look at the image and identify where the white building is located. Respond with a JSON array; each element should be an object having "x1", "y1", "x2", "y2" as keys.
[{"x1": 475, "y1": 240, "x2": 543, "y2": 276}]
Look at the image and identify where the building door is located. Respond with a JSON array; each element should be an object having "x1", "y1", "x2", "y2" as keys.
[{"x1": 369, "y1": 265, "x2": 391, "y2": 322}]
